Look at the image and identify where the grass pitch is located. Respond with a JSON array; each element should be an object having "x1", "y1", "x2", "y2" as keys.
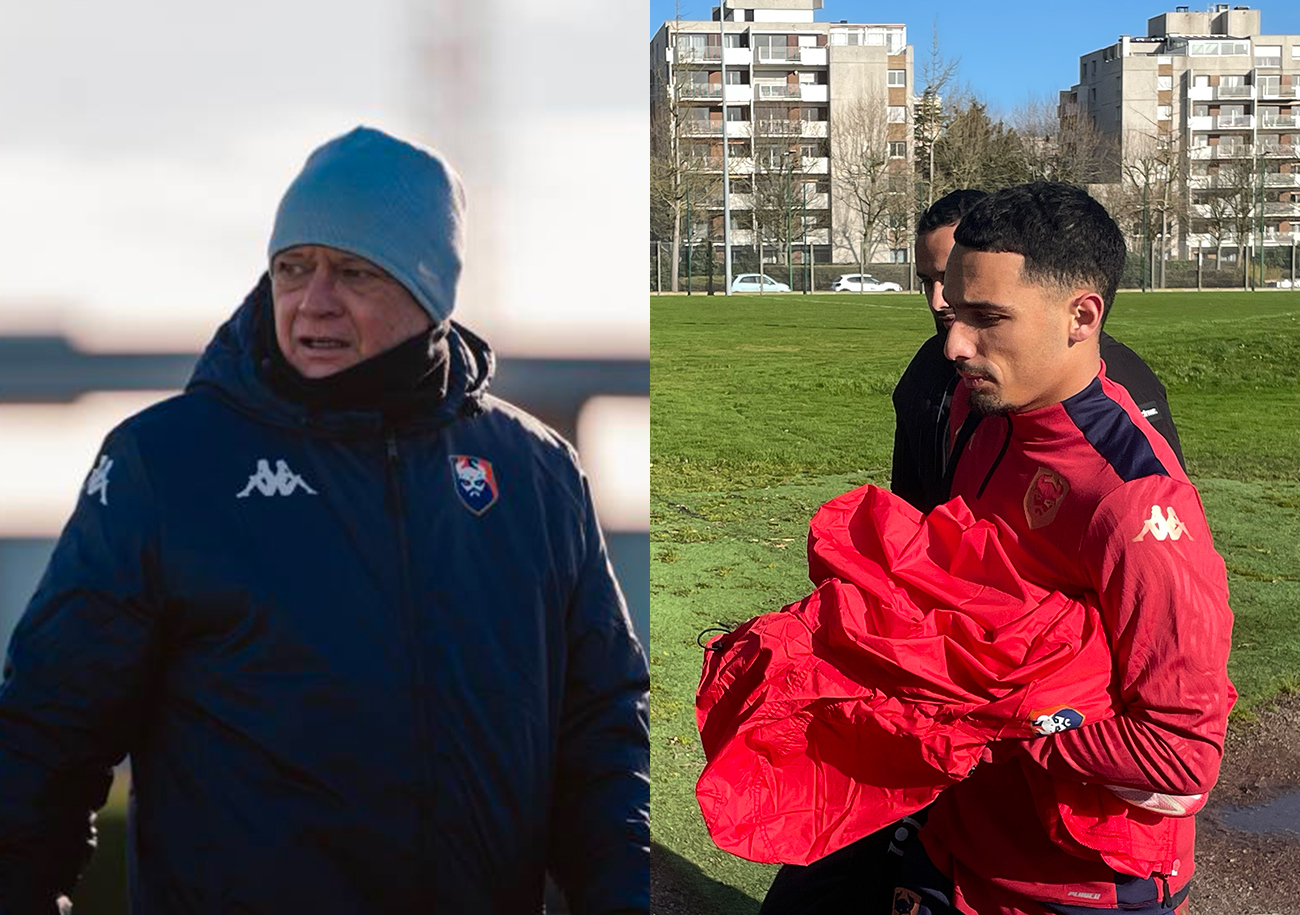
[{"x1": 651, "y1": 290, "x2": 1300, "y2": 911}]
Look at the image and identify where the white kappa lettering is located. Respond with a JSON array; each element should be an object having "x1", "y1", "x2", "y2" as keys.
[
  {"x1": 85, "y1": 455, "x2": 113, "y2": 506},
  {"x1": 1133, "y1": 505, "x2": 1192, "y2": 542},
  {"x1": 236, "y1": 459, "x2": 318, "y2": 498}
]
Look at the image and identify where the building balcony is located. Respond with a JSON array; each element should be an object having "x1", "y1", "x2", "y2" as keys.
[
  {"x1": 1264, "y1": 173, "x2": 1300, "y2": 187},
  {"x1": 680, "y1": 120, "x2": 724, "y2": 137},
  {"x1": 800, "y1": 156, "x2": 830, "y2": 174},
  {"x1": 1189, "y1": 115, "x2": 1213, "y2": 131},
  {"x1": 800, "y1": 84, "x2": 829, "y2": 103},
  {"x1": 725, "y1": 84, "x2": 753, "y2": 103},
  {"x1": 1262, "y1": 114, "x2": 1299, "y2": 129},
  {"x1": 801, "y1": 121, "x2": 829, "y2": 138},
  {"x1": 680, "y1": 83, "x2": 724, "y2": 100},
  {"x1": 1188, "y1": 84, "x2": 1255, "y2": 101},
  {"x1": 1259, "y1": 84, "x2": 1298, "y2": 100},
  {"x1": 676, "y1": 46, "x2": 722, "y2": 64},
  {"x1": 1190, "y1": 144, "x2": 1252, "y2": 159},
  {"x1": 1216, "y1": 114, "x2": 1255, "y2": 129},
  {"x1": 728, "y1": 228, "x2": 755, "y2": 244},
  {"x1": 724, "y1": 47, "x2": 752, "y2": 66},
  {"x1": 684, "y1": 155, "x2": 723, "y2": 171},
  {"x1": 754, "y1": 46, "x2": 800, "y2": 64},
  {"x1": 754, "y1": 47, "x2": 827, "y2": 67},
  {"x1": 1264, "y1": 202, "x2": 1300, "y2": 217},
  {"x1": 1260, "y1": 143, "x2": 1300, "y2": 157},
  {"x1": 798, "y1": 192, "x2": 830, "y2": 209},
  {"x1": 756, "y1": 83, "x2": 802, "y2": 99},
  {"x1": 753, "y1": 118, "x2": 803, "y2": 137}
]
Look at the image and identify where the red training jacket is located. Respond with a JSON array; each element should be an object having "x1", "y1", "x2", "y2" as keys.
[
  {"x1": 695, "y1": 486, "x2": 1117, "y2": 865},
  {"x1": 921, "y1": 365, "x2": 1236, "y2": 914}
]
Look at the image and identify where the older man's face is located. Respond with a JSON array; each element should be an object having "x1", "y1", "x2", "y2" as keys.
[{"x1": 270, "y1": 245, "x2": 431, "y2": 379}]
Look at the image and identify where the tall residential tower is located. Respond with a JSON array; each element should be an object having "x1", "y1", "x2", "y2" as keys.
[{"x1": 651, "y1": 0, "x2": 914, "y2": 268}]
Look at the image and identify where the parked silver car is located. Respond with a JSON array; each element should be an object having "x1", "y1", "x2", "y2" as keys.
[
  {"x1": 730, "y1": 273, "x2": 792, "y2": 293},
  {"x1": 831, "y1": 273, "x2": 903, "y2": 293}
]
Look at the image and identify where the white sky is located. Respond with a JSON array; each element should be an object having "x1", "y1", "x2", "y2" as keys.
[
  {"x1": 0, "y1": 0, "x2": 649, "y2": 357},
  {"x1": 0, "y1": 0, "x2": 650, "y2": 534}
]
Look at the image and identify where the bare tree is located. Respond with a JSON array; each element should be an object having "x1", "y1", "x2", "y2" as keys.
[
  {"x1": 1011, "y1": 94, "x2": 1117, "y2": 185},
  {"x1": 1116, "y1": 130, "x2": 1187, "y2": 288},
  {"x1": 831, "y1": 98, "x2": 898, "y2": 271},
  {"x1": 649, "y1": 9, "x2": 722, "y2": 291}
]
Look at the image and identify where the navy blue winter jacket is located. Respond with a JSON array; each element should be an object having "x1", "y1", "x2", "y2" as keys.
[{"x1": 0, "y1": 279, "x2": 650, "y2": 914}]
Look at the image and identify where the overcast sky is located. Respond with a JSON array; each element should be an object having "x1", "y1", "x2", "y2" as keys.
[{"x1": 0, "y1": 0, "x2": 648, "y2": 356}]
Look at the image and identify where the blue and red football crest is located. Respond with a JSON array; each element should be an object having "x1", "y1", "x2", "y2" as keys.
[{"x1": 450, "y1": 455, "x2": 499, "y2": 515}]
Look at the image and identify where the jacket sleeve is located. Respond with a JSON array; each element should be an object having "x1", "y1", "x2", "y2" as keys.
[
  {"x1": 0, "y1": 428, "x2": 165, "y2": 912},
  {"x1": 1021, "y1": 476, "x2": 1235, "y2": 796},
  {"x1": 546, "y1": 476, "x2": 650, "y2": 915}
]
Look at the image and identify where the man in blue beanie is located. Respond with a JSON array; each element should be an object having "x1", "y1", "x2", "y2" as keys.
[{"x1": 0, "y1": 127, "x2": 650, "y2": 914}]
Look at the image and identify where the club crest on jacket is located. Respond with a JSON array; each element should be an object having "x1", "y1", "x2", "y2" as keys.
[
  {"x1": 450, "y1": 455, "x2": 498, "y2": 515},
  {"x1": 1024, "y1": 466, "x2": 1069, "y2": 529}
]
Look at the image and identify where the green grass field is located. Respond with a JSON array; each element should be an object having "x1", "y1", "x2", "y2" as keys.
[{"x1": 650, "y1": 290, "x2": 1300, "y2": 911}]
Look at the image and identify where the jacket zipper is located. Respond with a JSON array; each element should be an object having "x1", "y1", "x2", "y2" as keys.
[{"x1": 385, "y1": 433, "x2": 434, "y2": 906}]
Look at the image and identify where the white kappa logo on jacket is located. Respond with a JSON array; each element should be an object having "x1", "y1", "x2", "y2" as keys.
[
  {"x1": 1132, "y1": 505, "x2": 1192, "y2": 542},
  {"x1": 85, "y1": 455, "x2": 113, "y2": 506},
  {"x1": 236, "y1": 459, "x2": 318, "y2": 498}
]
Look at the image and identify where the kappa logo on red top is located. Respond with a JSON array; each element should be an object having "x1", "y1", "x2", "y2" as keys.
[
  {"x1": 1023, "y1": 467, "x2": 1070, "y2": 529},
  {"x1": 450, "y1": 455, "x2": 499, "y2": 515},
  {"x1": 1133, "y1": 505, "x2": 1192, "y2": 543}
]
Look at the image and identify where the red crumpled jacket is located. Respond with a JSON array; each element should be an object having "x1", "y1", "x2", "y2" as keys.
[{"x1": 695, "y1": 485, "x2": 1117, "y2": 866}]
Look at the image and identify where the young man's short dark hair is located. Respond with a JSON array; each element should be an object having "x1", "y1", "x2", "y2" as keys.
[
  {"x1": 916, "y1": 189, "x2": 989, "y2": 238},
  {"x1": 953, "y1": 181, "x2": 1127, "y2": 316}
]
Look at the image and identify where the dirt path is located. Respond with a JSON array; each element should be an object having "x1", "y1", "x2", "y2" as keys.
[{"x1": 653, "y1": 694, "x2": 1300, "y2": 914}]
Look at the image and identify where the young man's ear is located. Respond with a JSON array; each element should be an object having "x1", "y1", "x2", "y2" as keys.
[{"x1": 1068, "y1": 291, "x2": 1105, "y2": 344}]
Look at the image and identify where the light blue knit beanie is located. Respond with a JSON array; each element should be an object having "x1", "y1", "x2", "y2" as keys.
[{"x1": 268, "y1": 126, "x2": 465, "y2": 322}]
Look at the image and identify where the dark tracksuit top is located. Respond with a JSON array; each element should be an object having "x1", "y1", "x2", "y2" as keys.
[{"x1": 0, "y1": 278, "x2": 650, "y2": 915}]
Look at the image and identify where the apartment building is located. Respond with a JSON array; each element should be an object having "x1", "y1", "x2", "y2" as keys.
[
  {"x1": 1062, "y1": 5, "x2": 1300, "y2": 260},
  {"x1": 650, "y1": 0, "x2": 913, "y2": 265}
]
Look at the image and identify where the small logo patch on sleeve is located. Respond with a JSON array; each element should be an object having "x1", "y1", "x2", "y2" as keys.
[{"x1": 1133, "y1": 505, "x2": 1191, "y2": 542}]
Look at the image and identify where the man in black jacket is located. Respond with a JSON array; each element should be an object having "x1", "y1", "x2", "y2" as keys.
[
  {"x1": 760, "y1": 188, "x2": 1183, "y2": 915},
  {"x1": 0, "y1": 127, "x2": 650, "y2": 914}
]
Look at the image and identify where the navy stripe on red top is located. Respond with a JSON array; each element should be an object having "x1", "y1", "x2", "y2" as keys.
[{"x1": 1061, "y1": 377, "x2": 1170, "y2": 483}]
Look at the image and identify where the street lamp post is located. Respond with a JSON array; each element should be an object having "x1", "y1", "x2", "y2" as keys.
[{"x1": 785, "y1": 153, "x2": 793, "y2": 290}]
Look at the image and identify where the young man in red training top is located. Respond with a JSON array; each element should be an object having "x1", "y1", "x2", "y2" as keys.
[{"x1": 892, "y1": 182, "x2": 1235, "y2": 915}]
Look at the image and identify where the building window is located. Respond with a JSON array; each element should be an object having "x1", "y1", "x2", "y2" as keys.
[
  {"x1": 887, "y1": 69, "x2": 906, "y2": 87},
  {"x1": 725, "y1": 69, "x2": 745, "y2": 85},
  {"x1": 1089, "y1": 87, "x2": 1097, "y2": 103},
  {"x1": 1158, "y1": 105, "x2": 1172, "y2": 120},
  {"x1": 889, "y1": 248, "x2": 908, "y2": 263},
  {"x1": 725, "y1": 106, "x2": 748, "y2": 121},
  {"x1": 887, "y1": 106, "x2": 906, "y2": 123},
  {"x1": 888, "y1": 141, "x2": 906, "y2": 158},
  {"x1": 1158, "y1": 75, "x2": 1172, "y2": 91},
  {"x1": 1255, "y1": 45, "x2": 1282, "y2": 68},
  {"x1": 1194, "y1": 104, "x2": 1209, "y2": 117},
  {"x1": 723, "y1": 33, "x2": 745, "y2": 48},
  {"x1": 1293, "y1": 45, "x2": 1300, "y2": 60},
  {"x1": 1080, "y1": 63, "x2": 1087, "y2": 81}
]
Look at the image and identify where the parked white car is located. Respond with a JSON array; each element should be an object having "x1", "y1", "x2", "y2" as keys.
[
  {"x1": 831, "y1": 273, "x2": 903, "y2": 293},
  {"x1": 730, "y1": 273, "x2": 792, "y2": 293}
]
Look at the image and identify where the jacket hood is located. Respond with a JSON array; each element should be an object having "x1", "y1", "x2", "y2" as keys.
[{"x1": 186, "y1": 274, "x2": 493, "y2": 438}]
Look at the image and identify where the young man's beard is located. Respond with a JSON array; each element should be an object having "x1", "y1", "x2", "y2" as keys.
[{"x1": 968, "y1": 386, "x2": 1013, "y2": 417}]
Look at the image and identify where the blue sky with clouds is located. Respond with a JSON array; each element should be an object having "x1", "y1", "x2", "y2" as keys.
[{"x1": 649, "y1": 0, "x2": 1300, "y2": 115}]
